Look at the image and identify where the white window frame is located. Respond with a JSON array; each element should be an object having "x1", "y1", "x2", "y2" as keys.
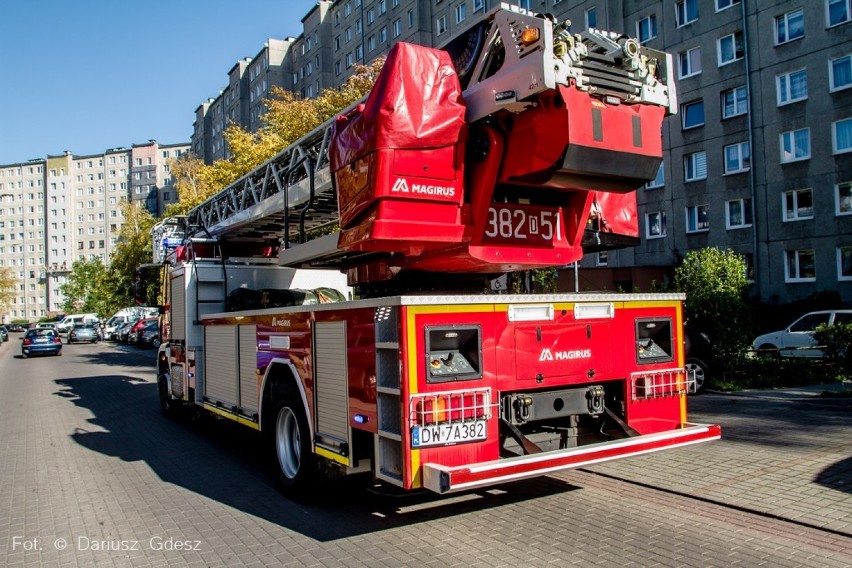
[
  {"x1": 717, "y1": 31, "x2": 744, "y2": 67},
  {"x1": 783, "y1": 188, "x2": 814, "y2": 221},
  {"x1": 455, "y1": 3, "x2": 466, "y2": 23},
  {"x1": 645, "y1": 211, "x2": 667, "y2": 239},
  {"x1": 827, "y1": 0, "x2": 852, "y2": 27},
  {"x1": 596, "y1": 251, "x2": 608, "y2": 266},
  {"x1": 679, "y1": 47, "x2": 702, "y2": 79},
  {"x1": 836, "y1": 181, "x2": 852, "y2": 216},
  {"x1": 775, "y1": 9, "x2": 805, "y2": 45},
  {"x1": 721, "y1": 85, "x2": 748, "y2": 118},
  {"x1": 716, "y1": 0, "x2": 740, "y2": 13},
  {"x1": 838, "y1": 246, "x2": 852, "y2": 281},
  {"x1": 784, "y1": 249, "x2": 816, "y2": 282},
  {"x1": 685, "y1": 204, "x2": 710, "y2": 233},
  {"x1": 393, "y1": 19, "x2": 401, "y2": 37},
  {"x1": 684, "y1": 151, "x2": 707, "y2": 182},
  {"x1": 681, "y1": 99, "x2": 704, "y2": 129},
  {"x1": 726, "y1": 198, "x2": 752, "y2": 229},
  {"x1": 676, "y1": 0, "x2": 698, "y2": 27},
  {"x1": 776, "y1": 69, "x2": 808, "y2": 106},
  {"x1": 645, "y1": 163, "x2": 665, "y2": 189},
  {"x1": 780, "y1": 128, "x2": 811, "y2": 163},
  {"x1": 723, "y1": 141, "x2": 750, "y2": 174},
  {"x1": 636, "y1": 15, "x2": 657, "y2": 43},
  {"x1": 474, "y1": 0, "x2": 485, "y2": 11},
  {"x1": 832, "y1": 118, "x2": 852, "y2": 154},
  {"x1": 585, "y1": 7, "x2": 597, "y2": 29},
  {"x1": 436, "y1": 15, "x2": 447, "y2": 35},
  {"x1": 830, "y1": 54, "x2": 852, "y2": 92}
]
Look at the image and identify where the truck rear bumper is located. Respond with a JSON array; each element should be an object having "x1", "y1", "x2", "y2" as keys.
[{"x1": 421, "y1": 423, "x2": 721, "y2": 494}]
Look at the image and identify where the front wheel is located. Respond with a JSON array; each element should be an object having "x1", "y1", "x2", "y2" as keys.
[
  {"x1": 273, "y1": 399, "x2": 316, "y2": 489},
  {"x1": 685, "y1": 358, "x2": 709, "y2": 393}
]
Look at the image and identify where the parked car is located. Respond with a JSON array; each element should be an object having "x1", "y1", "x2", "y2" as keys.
[
  {"x1": 129, "y1": 318, "x2": 158, "y2": 345},
  {"x1": 138, "y1": 320, "x2": 161, "y2": 348},
  {"x1": 109, "y1": 322, "x2": 128, "y2": 342},
  {"x1": 752, "y1": 310, "x2": 852, "y2": 358},
  {"x1": 7, "y1": 323, "x2": 26, "y2": 333},
  {"x1": 0, "y1": 326, "x2": 8, "y2": 342},
  {"x1": 118, "y1": 320, "x2": 138, "y2": 343},
  {"x1": 68, "y1": 323, "x2": 100, "y2": 344},
  {"x1": 684, "y1": 325, "x2": 713, "y2": 393},
  {"x1": 21, "y1": 328, "x2": 62, "y2": 357}
]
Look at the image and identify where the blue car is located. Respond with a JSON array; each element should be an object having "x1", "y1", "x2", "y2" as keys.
[{"x1": 21, "y1": 328, "x2": 63, "y2": 357}]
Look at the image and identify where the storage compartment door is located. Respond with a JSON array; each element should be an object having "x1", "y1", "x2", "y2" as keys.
[
  {"x1": 239, "y1": 325, "x2": 258, "y2": 415},
  {"x1": 204, "y1": 326, "x2": 238, "y2": 406},
  {"x1": 313, "y1": 321, "x2": 351, "y2": 462},
  {"x1": 170, "y1": 274, "x2": 186, "y2": 341}
]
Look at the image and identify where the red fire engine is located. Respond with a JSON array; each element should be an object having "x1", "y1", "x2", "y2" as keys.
[{"x1": 149, "y1": 5, "x2": 719, "y2": 494}]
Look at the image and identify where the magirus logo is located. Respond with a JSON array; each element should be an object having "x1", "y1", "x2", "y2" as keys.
[
  {"x1": 391, "y1": 178, "x2": 455, "y2": 197},
  {"x1": 539, "y1": 348, "x2": 592, "y2": 361}
]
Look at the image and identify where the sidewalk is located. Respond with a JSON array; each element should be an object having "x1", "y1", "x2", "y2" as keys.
[{"x1": 708, "y1": 379, "x2": 852, "y2": 402}]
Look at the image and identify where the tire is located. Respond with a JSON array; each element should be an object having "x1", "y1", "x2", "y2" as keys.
[
  {"x1": 152, "y1": 337, "x2": 161, "y2": 349},
  {"x1": 685, "y1": 357, "x2": 709, "y2": 393},
  {"x1": 157, "y1": 373, "x2": 183, "y2": 418},
  {"x1": 272, "y1": 398, "x2": 316, "y2": 489}
]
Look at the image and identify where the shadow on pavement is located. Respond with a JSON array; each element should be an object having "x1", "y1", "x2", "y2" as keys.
[
  {"x1": 76, "y1": 345, "x2": 156, "y2": 368},
  {"x1": 54, "y1": 374, "x2": 578, "y2": 541},
  {"x1": 815, "y1": 456, "x2": 852, "y2": 494}
]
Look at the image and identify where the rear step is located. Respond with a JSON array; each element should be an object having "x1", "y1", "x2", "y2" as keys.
[{"x1": 421, "y1": 423, "x2": 721, "y2": 494}]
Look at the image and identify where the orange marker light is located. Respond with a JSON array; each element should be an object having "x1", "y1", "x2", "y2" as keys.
[{"x1": 521, "y1": 28, "x2": 540, "y2": 45}]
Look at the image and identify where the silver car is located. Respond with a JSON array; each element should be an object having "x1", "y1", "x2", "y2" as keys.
[{"x1": 68, "y1": 323, "x2": 100, "y2": 344}]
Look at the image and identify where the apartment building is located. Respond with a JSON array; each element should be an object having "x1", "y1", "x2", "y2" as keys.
[
  {"x1": 0, "y1": 140, "x2": 188, "y2": 321},
  {"x1": 189, "y1": 0, "x2": 852, "y2": 304}
]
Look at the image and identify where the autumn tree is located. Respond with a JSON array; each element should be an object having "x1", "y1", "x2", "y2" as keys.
[
  {"x1": 100, "y1": 201, "x2": 159, "y2": 311},
  {"x1": 0, "y1": 266, "x2": 17, "y2": 318},
  {"x1": 167, "y1": 58, "x2": 384, "y2": 216}
]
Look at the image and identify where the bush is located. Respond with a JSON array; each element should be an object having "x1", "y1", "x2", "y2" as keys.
[{"x1": 814, "y1": 322, "x2": 852, "y2": 367}]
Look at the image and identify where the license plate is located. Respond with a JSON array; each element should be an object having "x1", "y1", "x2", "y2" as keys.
[
  {"x1": 411, "y1": 421, "x2": 487, "y2": 448},
  {"x1": 482, "y1": 205, "x2": 562, "y2": 244}
]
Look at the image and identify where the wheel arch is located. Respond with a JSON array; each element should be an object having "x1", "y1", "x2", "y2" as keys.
[{"x1": 259, "y1": 358, "x2": 313, "y2": 443}]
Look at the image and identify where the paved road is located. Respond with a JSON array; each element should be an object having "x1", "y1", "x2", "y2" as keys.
[{"x1": 0, "y1": 338, "x2": 850, "y2": 567}]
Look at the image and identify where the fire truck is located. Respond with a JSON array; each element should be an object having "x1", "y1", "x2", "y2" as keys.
[{"x1": 149, "y1": 4, "x2": 720, "y2": 495}]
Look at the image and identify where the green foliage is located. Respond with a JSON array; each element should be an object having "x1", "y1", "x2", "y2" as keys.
[
  {"x1": 674, "y1": 248, "x2": 752, "y2": 371},
  {"x1": 0, "y1": 267, "x2": 17, "y2": 315},
  {"x1": 713, "y1": 357, "x2": 849, "y2": 391},
  {"x1": 507, "y1": 268, "x2": 558, "y2": 294},
  {"x1": 59, "y1": 258, "x2": 108, "y2": 315},
  {"x1": 814, "y1": 322, "x2": 852, "y2": 365}
]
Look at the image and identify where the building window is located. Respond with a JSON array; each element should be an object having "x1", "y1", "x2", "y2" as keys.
[
  {"x1": 645, "y1": 211, "x2": 667, "y2": 238},
  {"x1": 646, "y1": 163, "x2": 665, "y2": 189},
  {"x1": 345, "y1": 27, "x2": 352, "y2": 42},
  {"x1": 684, "y1": 151, "x2": 707, "y2": 182},
  {"x1": 776, "y1": 9, "x2": 804, "y2": 45},
  {"x1": 637, "y1": 15, "x2": 657, "y2": 43},
  {"x1": 724, "y1": 141, "x2": 750, "y2": 174},
  {"x1": 726, "y1": 198, "x2": 752, "y2": 229},
  {"x1": 780, "y1": 128, "x2": 811, "y2": 162},
  {"x1": 408, "y1": 9, "x2": 415, "y2": 27},
  {"x1": 474, "y1": 0, "x2": 484, "y2": 11},
  {"x1": 368, "y1": 35, "x2": 376, "y2": 52},
  {"x1": 456, "y1": 3, "x2": 466, "y2": 23},
  {"x1": 335, "y1": 60, "x2": 342, "y2": 75},
  {"x1": 717, "y1": 31, "x2": 744, "y2": 66},
  {"x1": 380, "y1": 27, "x2": 387, "y2": 43},
  {"x1": 783, "y1": 189, "x2": 814, "y2": 221},
  {"x1": 681, "y1": 99, "x2": 704, "y2": 129},
  {"x1": 776, "y1": 69, "x2": 807, "y2": 105},
  {"x1": 436, "y1": 15, "x2": 447, "y2": 35},
  {"x1": 585, "y1": 7, "x2": 597, "y2": 29},
  {"x1": 679, "y1": 47, "x2": 701, "y2": 79},
  {"x1": 716, "y1": 0, "x2": 740, "y2": 12},
  {"x1": 686, "y1": 205, "x2": 710, "y2": 233},
  {"x1": 721, "y1": 85, "x2": 748, "y2": 118},
  {"x1": 379, "y1": 0, "x2": 386, "y2": 15},
  {"x1": 785, "y1": 249, "x2": 815, "y2": 282},
  {"x1": 367, "y1": 8, "x2": 375, "y2": 24},
  {"x1": 393, "y1": 19, "x2": 401, "y2": 37},
  {"x1": 346, "y1": 52, "x2": 354, "y2": 68},
  {"x1": 838, "y1": 247, "x2": 852, "y2": 280},
  {"x1": 676, "y1": 0, "x2": 698, "y2": 27},
  {"x1": 836, "y1": 182, "x2": 852, "y2": 215},
  {"x1": 830, "y1": 55, "x2": 852, "y2": 91},
  {"x1": 832, "y1": 118, "x2": 852, "y2": 154},
  {"x1": 596, "y1": 251, "x2": 608, "y2": 266},
  {"x1": 828, "y1": 0, "x2": 851, "y2": 27}
]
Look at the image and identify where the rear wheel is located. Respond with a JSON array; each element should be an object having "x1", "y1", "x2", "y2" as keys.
[
  {"x1": 273, "y1": 398, "x2": 316, "y2": 489},
  {"x1": 157, "y1": 373, "x2": 183, "y2": 418}
]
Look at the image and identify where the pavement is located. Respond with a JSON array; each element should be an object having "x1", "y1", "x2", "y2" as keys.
[{"x1": 582, "y1": 381, "x2": 852, "y2": 537}]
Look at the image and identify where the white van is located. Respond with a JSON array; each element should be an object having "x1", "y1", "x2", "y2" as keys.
[{"x1": 56, "y1": 313, "x2": 99, "y2": 336}]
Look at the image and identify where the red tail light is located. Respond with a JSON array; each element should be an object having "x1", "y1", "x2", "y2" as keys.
[
  {"x1": 52, "y1": 337, "x2": 62, "y2": 344},
  {"x1": 23, "y1": 338, "x2": 31, "y2": 345}
]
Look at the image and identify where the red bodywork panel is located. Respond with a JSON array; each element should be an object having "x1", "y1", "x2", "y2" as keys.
[{"x1": 331, "y1": 42, "x2": 467, "y2": 254}]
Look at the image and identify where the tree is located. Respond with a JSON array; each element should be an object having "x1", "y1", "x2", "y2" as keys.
[
  {"x1": 167, "y1": 58, "x2": 385, "y2": 217},
  {"x1": 674, "y1": 248, "x2": 752, "y2": 370},
  {"x1": 0, "y1": 267, "x2": 17, "y2": 318},
  {"x1": 101, "y1": 201, "x2": 159, "y2": 310},
  {"x1": 59, "y1": 258, "x2": 107, "y2": 315}
]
